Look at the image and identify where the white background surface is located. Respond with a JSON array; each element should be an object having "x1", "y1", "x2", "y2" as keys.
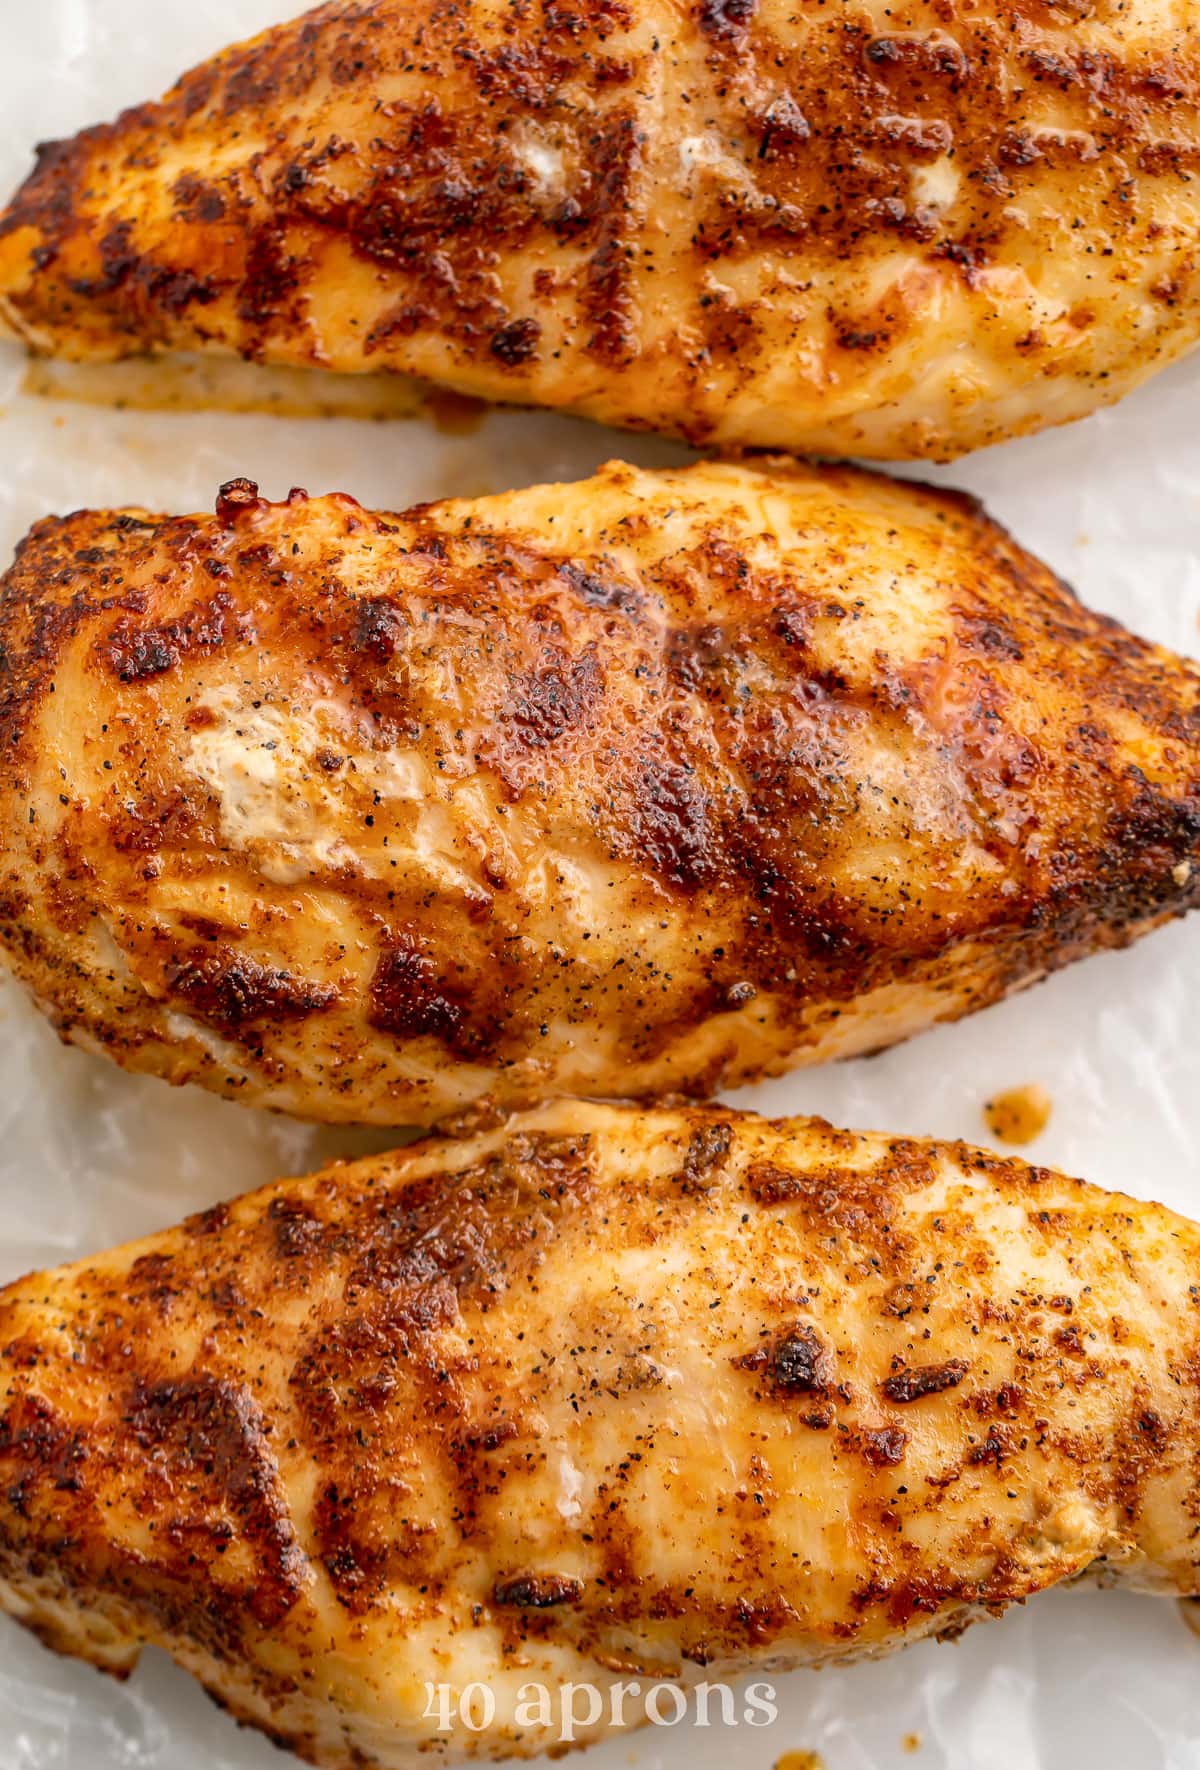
[{"x1": 4, "y1": 4, "x2": 1200, "y2": 1767}]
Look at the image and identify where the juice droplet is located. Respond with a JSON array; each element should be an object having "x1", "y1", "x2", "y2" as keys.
[{"x1": 984, "y1": 1084, "x2": 1052, "y2": 1146}]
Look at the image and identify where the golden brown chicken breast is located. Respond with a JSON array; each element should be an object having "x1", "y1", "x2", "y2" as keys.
[
  {"x1": 1, "y1": 0, "x2": 1199, "y2": 458},
  {"x1": 2, "y1": 457, "x2": 1199, "y2": 1126},
  {"x1": 1, "y1": 1100, "x2": 1199, "y2": 1766}
]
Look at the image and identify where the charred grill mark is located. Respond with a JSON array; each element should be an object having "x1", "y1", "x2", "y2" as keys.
[
  {"x1": 955, "y1": 613, "x2": 1025, "y2": 662},
  {"x1": 699, "y1": 290, "x2": 760, "y2": 362},
  {"x1": 745, "y1": 1162, "x2": 805, "y2": 1207},
  {"x1": 1111, "y1": 1402, "x2": 1172, "y2": 1522},
  {"x1": 864, "y1": 34, "x2": 968, "y2": 82},
  {"x1": 107, "y1": 630, "x2": 176, "y2": 683},
  {"x1": 237, "y1": 222, "x2": 303, "y2": 328},
  {"x1": 369, "y1": 941, "x2": 463, "y2": 1041},
  {"x1": 622, "y1": 747, "x2": 714, "y2": 889},
  {"x1": 312, "y1": 1475, "x2": 439, "y2": 1614},
  {"x1": 290, "y1": 1136, "x2": 596, "y2": 1577},
  {"x1": 126, "y1": 1373, "x2": 308, "y2": 1628},
  {"x1": 168, "y1": 947, "x2": 339, "y2": 1032},
  {"x1": 0, "y1": 506, "x2": 208, "y2": 755},
  {"x1": 0, "y1": 132, "x2": 84, "y2": 250},
  {"x1": 469, "y1": 1416, "x2": 521, "y2": 1452},
  {"x1": 314, "y1": 1479, "x2": 380, "y2": 1610},
  {"x1": 758, "y1": 92, "x2": 811, "y2": 160},
  {"x1": 128, "y1": 1251, "x2": 179, "y2": 1314},
  {"x1": 581, "y1": 113, "x2": 643, "y2": 365},
  {"x1": 187, "y1": 1201, "x2": 230, "y2": 1237},
  {"x1": 176, "y1": 912, "x2": 241, "y2": 944},
  {"x1": 64, "y1": 217, "x2": 219, "y2": 317},
  {"x1": 666, "y1": 622, "x2": 730, "y2": 693},
  {"x1": 967, "y1": 1424, "x2": 1011, "y2": 1470},
  {"x1": 328, "y1": 1135, "x2": 594, "y2": 1303},
  {"x1": 0, "y1": 1393, "x2": 86, "y2": 1518},
  {"x1": 1104, "y1": 778, "x2": 1200, "y2": 890},
  {"x1": 109, "y1": 787, "x2": 199, "y2": 856}
]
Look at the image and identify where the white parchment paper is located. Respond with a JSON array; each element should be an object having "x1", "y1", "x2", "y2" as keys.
[{"x1": 3, "y1": 4, "x2": 1200, "y2": 1767}]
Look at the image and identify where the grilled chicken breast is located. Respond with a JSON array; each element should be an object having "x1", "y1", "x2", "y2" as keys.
[
  {"x1": 1, "y1": 1100, "x2": 1200, "y2": 1766},
  {"x1": 2, "y1": 457, "x2": 1200, "y2": 1126},
  {"x1": 2, "y1": 0, "x2": 1199, "y2": 458}
]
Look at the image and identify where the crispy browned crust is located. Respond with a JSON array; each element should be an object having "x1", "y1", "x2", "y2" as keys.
[
  {"x1": 1, "y1": 1100, "x2": 1199, "y2": 1765},
  {"x1": 1, "y1": 457, "x2": 1199, "y2": 1125},
  {"x1": 1, "y1": 0, "x2": 1199, "y2": 456}
]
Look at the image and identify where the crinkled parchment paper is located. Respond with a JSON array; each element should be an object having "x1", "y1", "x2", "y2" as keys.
[{"x1": 4, "y1": 5, "x2": 1200, "y2": 1768}]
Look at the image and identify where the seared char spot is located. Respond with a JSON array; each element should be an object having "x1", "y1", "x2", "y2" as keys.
[
  {"x1": 352, "y1": 596, "x2": 407, "y2": 660},
  {"x1": 881, "y1": 1359, "x2": 969, "y2": 1403},
  {"x1": 699, "y1": 0, "x2": 758, "y2": 39},
  {"x1": 215, "y1": 478, "x2": 264, "y2": 524},
  {"x1": 312, "y1": 1472, "x2": 444, "y2": 1613},
  {"x1": 759, "y1": 92, "x2": 811, "y2": 158},
  {"x1": 463, "y1": 1416, "x2": 520, "y2": 1454},
  {"x1": 745, "y1": 1162, "x2": 804, "y2": 1206},
  {"x1": 268, "y1": 1195, "x2": 325, "y2": 1260},
  {"x1": 171, "y1": 172, "x2": 226, "y2": 223},
  {"x1": 490, "y1": 317, "x2": 541, "y2": 365},
  {"x1": 666, "y1": 622, "x2": 728, "y2": 693},
  {"x1": 169, "y1": 947, "x2": 338, "y2": 1032},
  {"x1": 107, "y1": 627, "x2": 176, "y2": 682},
  {"x1": 368, "y1": 937, "x2": 469, "y2": 1046},
  {"x1": 860, "y1": 1424, "x2": 909, "y2": 1468},
  {"x1": 64, "y1": 218, "x2": 218, "y2": 315},
  {"x1": 956, "y1": 614, "x2": 1024, "y2": 661},
  {"x1": 557, "y1": 559, "x2": 642, "y2": 615},
  {"x1": 677, "y1": 1121, "x2": 732, "y2": 1192},
  {"x1": 734, "y1": 1322, "x2": 833, "y2": 1399},
  {"x1": 103, "y1": 590, "x2": 243, "y2": 682},
  {"x1": 237, "y1": 222, "x2": 302, "y2": 325},
  {"x1": 187, "y1": 1201, "x2": 231, "y2": 1237},
  {"x1": 493, "y1": 1573, "x2": 584, "y2": 1608}
]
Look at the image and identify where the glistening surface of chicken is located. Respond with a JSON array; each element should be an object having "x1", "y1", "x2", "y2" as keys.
[
  {"x1": 2, "y1": 0, "x2": 1200, "y2": 459},
  {"x1": 3, "y1": 457, "x2": 1200, "y2": 1126},
  {"x1": 1, "y1": 1101, "x2": 1200, "y2": 1766}
]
